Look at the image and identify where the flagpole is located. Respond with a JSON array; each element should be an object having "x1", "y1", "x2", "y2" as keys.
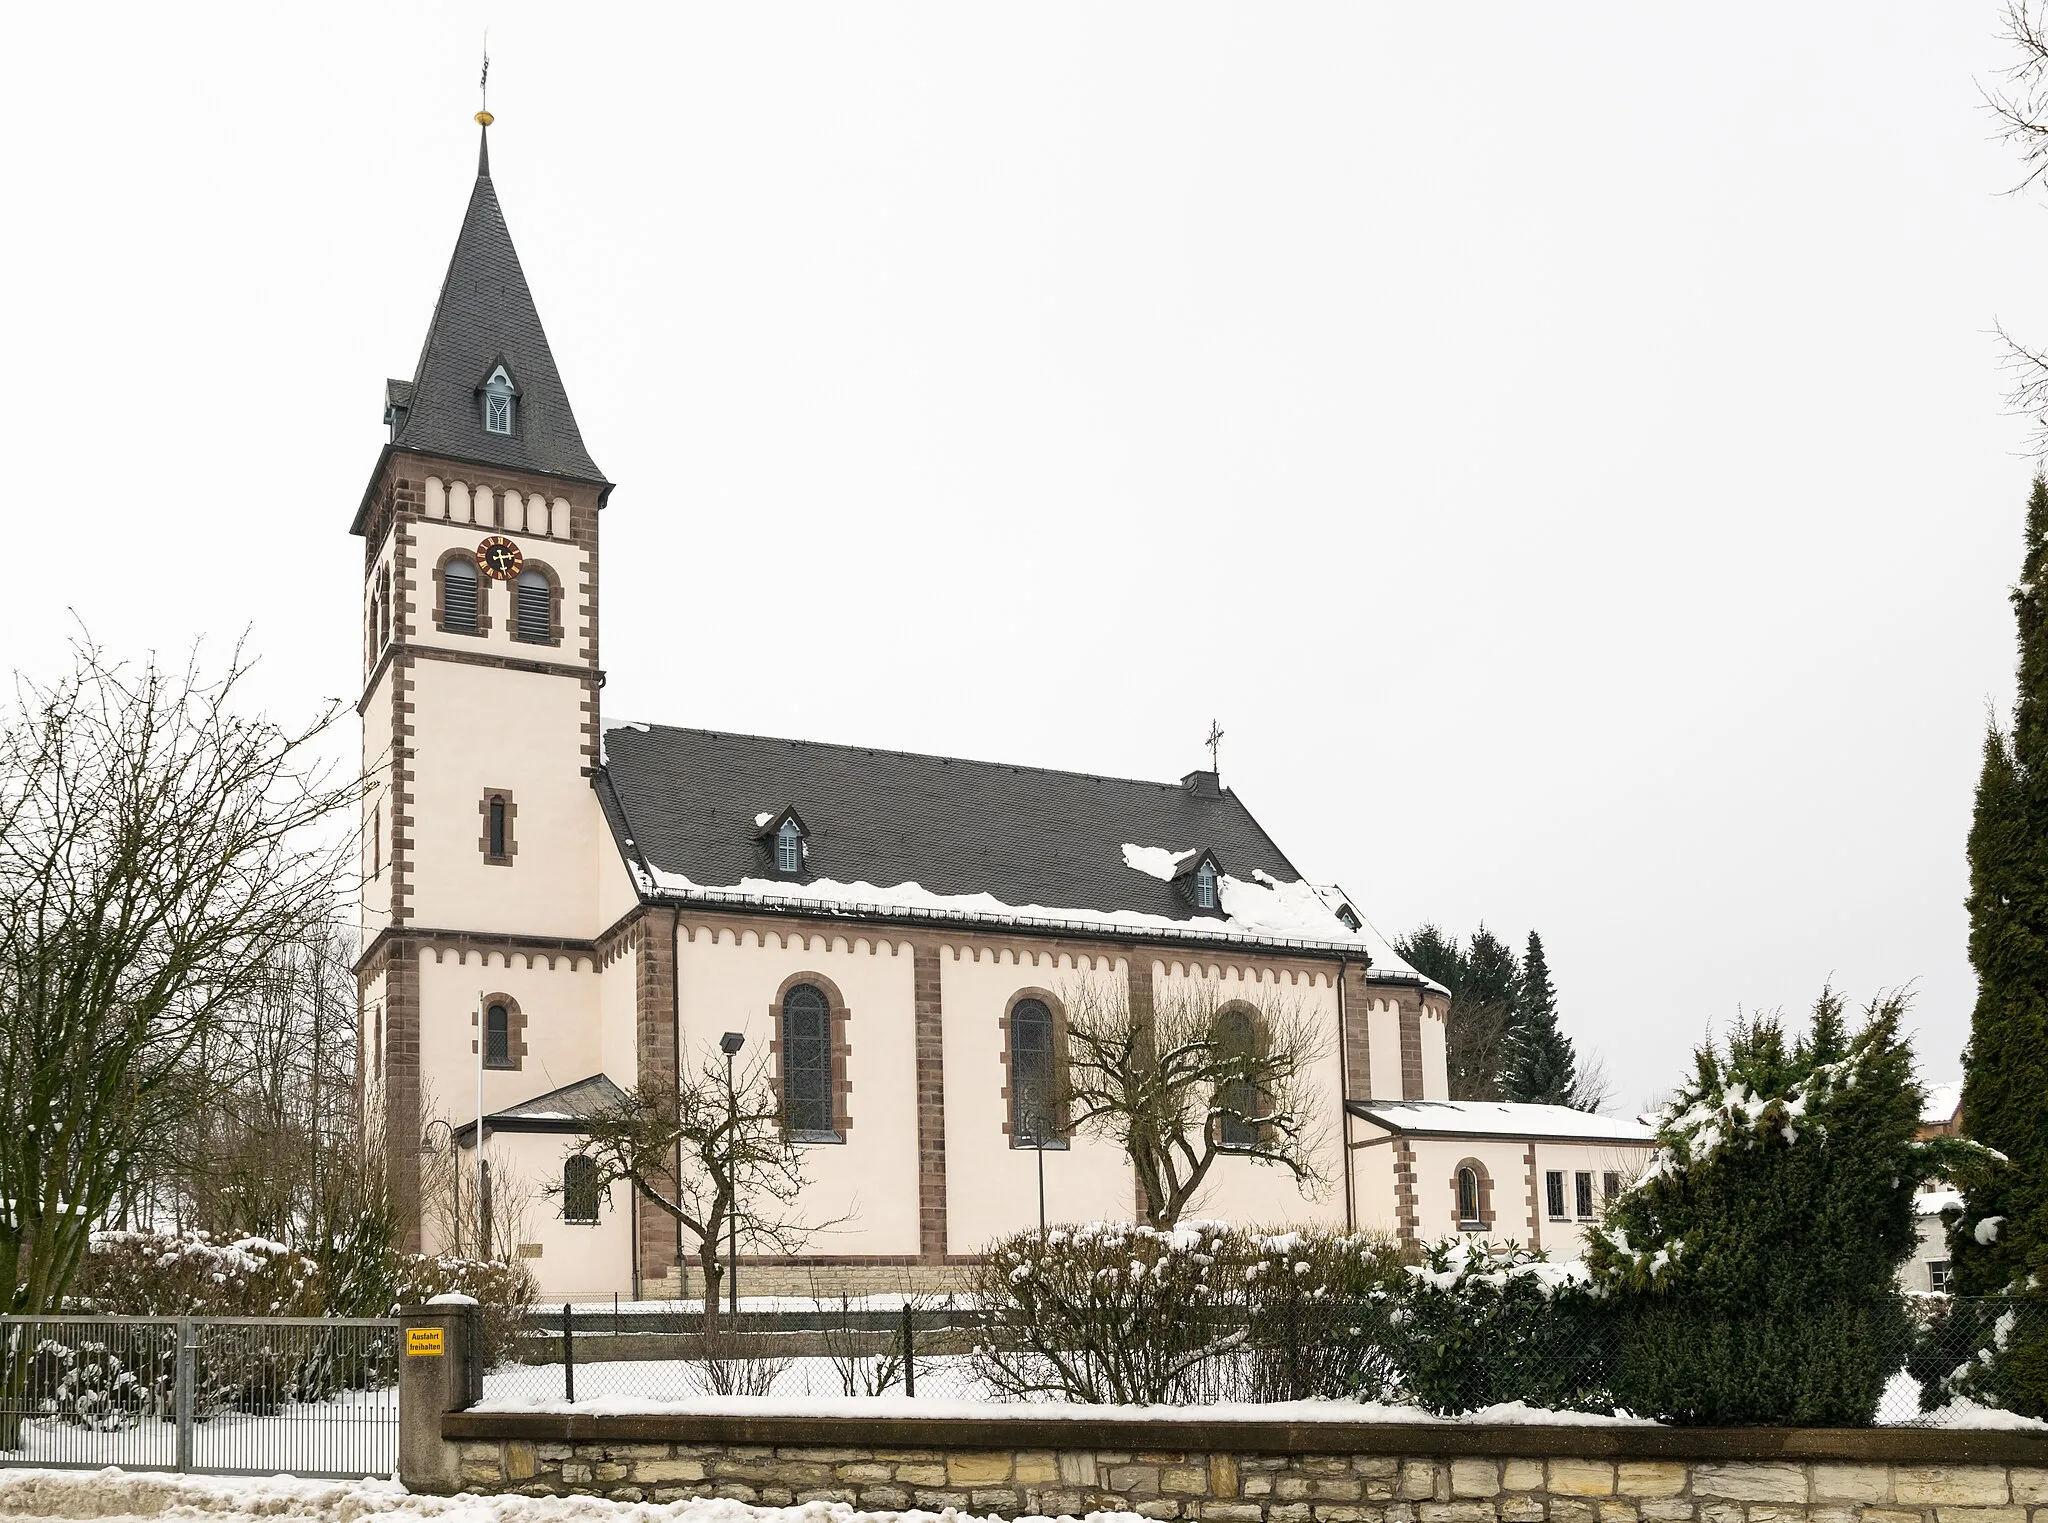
[{"x1": 476, "y1": 990, "x2": 486, "y2": 1255}]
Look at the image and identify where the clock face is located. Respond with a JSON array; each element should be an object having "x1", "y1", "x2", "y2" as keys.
[{"x1": 477, "y1": 536, "x2": 523, "y2": 581}]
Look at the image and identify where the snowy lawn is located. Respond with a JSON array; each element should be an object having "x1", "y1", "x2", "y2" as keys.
[{"x1": 0, "y1": 1468, "x2": 1136, "y2": 1523}]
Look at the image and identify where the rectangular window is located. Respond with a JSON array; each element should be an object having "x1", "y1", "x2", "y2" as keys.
[
  {"x1": 1928, "y1": 1260, "x2": 1953, "y2": 1294},
  {"x1": 1545, "y1": 1170, "x2": 1566, "y2": 1220},
  {"x1": 1604, "y1": 1171, "x2": 1622, "y2": 1201},
  {"x1": 1575, "y1": 1171, "x2": 1595, "y2": 1219}
]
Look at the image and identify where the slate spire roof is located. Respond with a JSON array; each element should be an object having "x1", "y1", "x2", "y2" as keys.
[{"x1": 385, "y1": 121, "x2": 605, "y2": 485}]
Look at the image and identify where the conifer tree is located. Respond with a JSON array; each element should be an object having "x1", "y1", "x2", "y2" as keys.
[
  {"x1": 1953, "y1": 473, "x2": 2048, "y2": 1414},
  {"x1": 1503, "y1": 931, "x2": 1578, "y2": 1106}
]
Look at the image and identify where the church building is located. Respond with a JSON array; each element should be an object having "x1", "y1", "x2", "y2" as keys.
[{"x1": 354, "y1": 117, "x2": 1652, "y2": 1300}]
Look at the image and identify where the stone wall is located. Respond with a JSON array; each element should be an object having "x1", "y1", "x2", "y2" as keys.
[{"x1": 439, "y1": 1413, "x2": 2048, "y2": 1522}]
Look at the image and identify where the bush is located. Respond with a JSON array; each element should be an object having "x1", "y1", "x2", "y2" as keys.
[
  {"x1": 1236, "y1": 1228, "x2": 1407, "y2": 1403},
  {"x1": 71, "y1": 1232, "x2": 324, "y2": 1317},
  {"x1": 1395, "y1": 1239, "x2": 1612, "y2": 1416},
  {"x1": 1587, "y1": 991, "x2": 1960, "y2": 1425},
  {"x1": 390, "y1": 1253, "x2": 535, "y2": 1367}
]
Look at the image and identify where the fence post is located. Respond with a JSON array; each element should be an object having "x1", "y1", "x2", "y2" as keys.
[
  {"x1": 397, "y1": 1299, "x2": 482, "y2": 1495},
  {"x1": 1285, "y1": 1279, "x2": 1303, "y2": 1401},
  {"x1": 901, "y1": 1302, "x2": 916, "y2": 1398},
  {"x1": 174, "y1": 1317, "x2": 193, "y2": 1474},
  {"x1": 563, "y1": 1304, "x2": 575, "y2": 1403}
]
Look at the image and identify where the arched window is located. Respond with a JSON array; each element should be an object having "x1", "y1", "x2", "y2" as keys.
[
  {"x1": 488, "y1": 795, "x2": 507, "y2": 859},
  {"x1": 781, "y1": 983, "x2": 835, "y2": 1139},
  {"x1": 1194, "y1": 860, "x2": 1219, "y2": 910},
  {"x1": 1009, "y1": 997, "x2": 1060, "y2": 1146},
  {"x1": 1215, "y1": 1007, "x2": 1260, "y2": 1151},
  {"x1": 514, "y1": 568, "x2": 551, "y2": 643},
  {"x1": 1457, "y1": 1165, "x2": 1482, "y2": 1228},
  {"x1": 563, "y1": 1155, "x2": 600, "y2": 1224},
  {"x1": 377, "y1": 566, "x2": 392, "y2": 649},
  {"x1": 776, "y1": 818, "x2": 803, "y2": 874},
  {"x1": 442, "y1": 556, "x2": 479, "y2": 634},
  {"x1": 484, "y1": 1003, "x2": 512, "y2": 1069},
  {"x1": 483, "y1": 365, "x2": 515, "y2": 435}
]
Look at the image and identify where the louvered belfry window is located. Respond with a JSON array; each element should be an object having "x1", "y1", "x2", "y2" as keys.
[
  {"x1": 514, "y1": 569, "x2": 550, "y2": 642},
  {"x1": 1009, "y1": 998, "x2": 1057, "y2": 1145},
  {"x1": 781, "y1": 983, "x2": 835, "y2": 1139},
  {"x1": 443, "y1": 557, "x2": 479, "y2": 633}
]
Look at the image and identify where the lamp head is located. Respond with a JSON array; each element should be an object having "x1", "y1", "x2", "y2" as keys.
[{"x1": 719, "y1": 1031, "x2": 745, "y2": 1055}]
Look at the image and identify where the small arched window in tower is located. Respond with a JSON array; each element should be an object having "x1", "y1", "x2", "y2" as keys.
[
  {"x1": 781, "y1": 983, "x2": 836, "y2": 1140},
  {"x1": 514, "y1": 568, "x2": 551, "y2": 643},
  {"x1": 1215, "y1": 1007, "x2": 1261, "y2": 1151},
  {"x1": 1457, "y1": 1165, "x2": 1482, "y2": 1229},
  {"x1": 377, "y1": 566, "x2": 392, "y2": 650},
  {"x1": 484, "y1": 1003, "x2": 512, "y2": 1069},
  {"x1": 776, "y1": 818, "x2": 804, "y2": 874},
  {"x1": 442, "y1": 556, "x2": 479, "y2": 634},
  {"x1": 563, "y1": 1155, "x2": 600, "y2": 1224},
  {"x1": 483, "y1": 365, "x2": 516, "y2": 435},
  {"x1": 1009, "y1": 997, "x2": 1061, "y2": 1147},
  {"x1": 1194, "y1": 859, "x2": 1219, "y2": 910}
]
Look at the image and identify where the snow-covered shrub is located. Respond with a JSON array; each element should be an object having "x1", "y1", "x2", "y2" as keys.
[
  {"x1": 969, "y1": 1220, "x2": 1245, "y2": 1404},
  {"x1": 1588, "y1": 990, "x2": 1969, "y2": 1425},
  {"x1": 390, "y1": 1253, "x2": 535, "y2": 1367},
  {"x1": 1231, "y1": 1228, "x2": 1406, "y2": 1402},
  {"x1": 72, "y1": 1232, "x2": 323, "y2": 1317},
  {"x1": 1395, "y1": 1238, "x2": 1611, "y2": 1416},
  {"x1": 1906, "y1": 1294, "x2": 2048, "y2": 1417}
]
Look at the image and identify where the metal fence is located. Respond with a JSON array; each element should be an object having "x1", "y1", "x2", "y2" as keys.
[
  {"x1": 488, "y1": 1297, "x2": 2043, "y2": 1428},
  {"x1": 0, "y1": 1315, "x2": 398, "y2": 1478}
]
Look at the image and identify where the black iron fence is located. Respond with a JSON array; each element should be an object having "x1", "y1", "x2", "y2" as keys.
[
  {"x1": 486, "y1": 1296, "x2": 2043, "y2": 1428},
  {"x1": 0, "y1": 1315, "x2": 398, "y2": 1478}
]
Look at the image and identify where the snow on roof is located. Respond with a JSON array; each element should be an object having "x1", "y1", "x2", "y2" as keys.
[
  {"x1": 1922, "y1": 1080, "x2": 1963, "y2": 1128},
  {"x1": 1916, "y1": 1187, "x2": 1964, "y2": 1217},
  {"x1": 1351, "y1": 1099, "x2": 1655, "y2": 1145}
]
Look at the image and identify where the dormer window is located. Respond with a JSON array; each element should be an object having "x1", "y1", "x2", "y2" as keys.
[
  {"x1": 776, "y1": 818, "x2": 803, "y2": 873},
  {"x1": 1194, "y1": 860, "x2": 1218, "y2": 910},
  {"x1": 1336, "y1": 904, "x2": 1362, "y2": 932},
  {"x1": 482, "y1": 364, "x2": 516, "y2": 436},
  {"x1": 1173, "y1": 849, "x2": 1226, "y2": 915},
  {"x1": 757, "y1": 807, "x2": 810, "y2": 877}
]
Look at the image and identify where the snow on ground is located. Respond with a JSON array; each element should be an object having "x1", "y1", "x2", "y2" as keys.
[{"x1": 0, "y1": 1468, "x2": 1134, "y2": 1523}]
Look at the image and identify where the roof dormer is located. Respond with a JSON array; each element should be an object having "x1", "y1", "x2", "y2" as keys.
[
  {"x1": 755, "y1": 806, "x2": 811, "y2": 879},
  {"x1": 477, "y1": 360, "x2": 521, "y2": 437},
  {"x1": 1173, "y1": 849, "x2": 1227, "y2": 915}
]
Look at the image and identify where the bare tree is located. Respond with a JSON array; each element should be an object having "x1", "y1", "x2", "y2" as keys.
[
  {"x1": 1060, "y1": 980, "x2": 1326, "y2": 1229},
  {"x1": 0, "y1": 639, "x2": 358, "y2": 1333},
  {"x1": 1565, "y1": 1052, "x2": 1615, "y2": 1116},
  {"x1": 567, "y1": 1050, "x2": 833, "y2": 1331},
  {"x1": 1987, "y1": 3, "x2": 2048, "y2": 449}
]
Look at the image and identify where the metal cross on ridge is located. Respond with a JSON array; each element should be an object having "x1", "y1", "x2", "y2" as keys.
[{"x1": 1205, "y1": 719, "x2": 1224, "y2": 776}]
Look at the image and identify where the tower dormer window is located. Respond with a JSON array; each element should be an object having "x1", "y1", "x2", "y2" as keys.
[
  {"x1": 482, "y1": 364, "x2": 516, "y2": 436},
  {"x1": 776, "y1": 818, "x2": 803, "y2": 874},
  {"x1": 1194, "y1": 860, "x2": 1219, "y2": 910}
]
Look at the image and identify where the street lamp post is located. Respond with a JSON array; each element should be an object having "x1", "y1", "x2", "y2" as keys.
[{"x1": 719, "y1": 1031, "x2": 745, "y2": 1320}]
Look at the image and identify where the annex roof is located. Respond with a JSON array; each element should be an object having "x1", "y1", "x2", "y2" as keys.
[
  {"x1": 1348, "y1": 1099, "x2": 1655, "y2": 1145},
  {"x1": 598, "y1": 720, "x2": 1414, "y2": 963},
  {"x1": 454, "y1": 1073, "x2": 625, "y2": 1146},
  {"x1": 361, "y1": 124, "x2": 604, "y2": 532}
]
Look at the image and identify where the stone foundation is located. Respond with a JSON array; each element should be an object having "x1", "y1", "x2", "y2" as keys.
[{"x1": 439, "y1": 1413, "x2": 2048, "y2": 1521}]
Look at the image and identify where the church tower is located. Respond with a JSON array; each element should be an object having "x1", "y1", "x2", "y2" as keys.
[{"x1": 354, "y1": 115, "x2": 616, "y2": 1253}]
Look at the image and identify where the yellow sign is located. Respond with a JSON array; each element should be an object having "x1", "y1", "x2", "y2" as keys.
[{"x1": 406, "y1": 1327, "x2": 445, "y2": 1357}]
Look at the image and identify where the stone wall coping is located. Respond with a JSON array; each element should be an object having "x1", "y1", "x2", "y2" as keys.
[{"x1": 442, "y1": 1409, "x2": 2048, "y2": 1465}]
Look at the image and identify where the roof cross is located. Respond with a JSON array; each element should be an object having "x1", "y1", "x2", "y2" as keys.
[{"x1": 1205, "y1": 719, "x2": 1224, "y2": 777}]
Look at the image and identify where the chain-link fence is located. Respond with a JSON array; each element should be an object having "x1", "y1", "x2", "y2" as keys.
[{"x1": 484, "y1": 1297, "x2": 2041, "y2": 1427}]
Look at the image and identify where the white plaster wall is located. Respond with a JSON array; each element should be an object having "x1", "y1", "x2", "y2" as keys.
[
  {"x1": 1409, "y1": 1136, "x2": 1537, "y2": 1245},
  {"x1": 1366, "y1": 1000, "x2": 1405, "y2": 1101},
  {"x1": 594, "y1": 833, "x2": 642, "y2": 930},
  {"x1": 939, "y1": 946, "x2": 1134, "y2": 1255},
  {"x1": 1420, "y1": 1012, "x2": 1449, "y2": 1101},
  {"x1": 1347, "y1": 1132, "x2": 1401, "y2": 1238},
  {"x1": 1146, "y1": 959, "x2": 1349, "y2": 1231},
  {"x1": 597, "y1": 944, "x2": 639, "y2": 1089},
  {"x1": 404, "y1": 660, "x2": 600, "y2": 940},
  {"x1": 1529, "y1": 1141, "x2": 1656, "y2": 1261},
  {"x1": 673, "y1": 922, "x2": 921, "y2": 1258},
  {"x1": 416, "y1": 947, "x2": 603, "y2": 1130},
  {"x1": 405, "y1": 516, "x2": 589, "y2": 659},
  {"x1": 477, "y1": 1131, "x2": 634, "y2": 1301}
]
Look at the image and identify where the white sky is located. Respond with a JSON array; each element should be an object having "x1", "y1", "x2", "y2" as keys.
[{"x1": 3, "y1": 3, "x2": 2039, "y2": 1112}]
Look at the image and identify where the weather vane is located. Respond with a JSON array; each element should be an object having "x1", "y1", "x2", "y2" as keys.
[
  {"x1": 1205, "y1": 719, "x2": 1225, "y2": 776},
  {"x1": 477, "y1": 35, "x2": 493, "y2": 126}
]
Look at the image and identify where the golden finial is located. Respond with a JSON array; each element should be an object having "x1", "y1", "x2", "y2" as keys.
[{"x1": 475, "y1": 111, "x2": 494, "y2": 126}]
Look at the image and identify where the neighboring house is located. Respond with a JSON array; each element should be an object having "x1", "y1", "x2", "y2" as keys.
[
  {"x1": 1903, "y1": 1079, "x2": 1966, "y2": 1294},
  {"x1": 1347, "y1": 1101, "x2": 1654, "y2": 1261},
  {"x1": 353, "y1": 116, "x2": 1631, "y2": 1300}
]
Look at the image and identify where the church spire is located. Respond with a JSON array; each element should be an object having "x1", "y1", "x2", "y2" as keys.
[{"x1": 376, "y1": 103, "x2": 606, "y2": 488}]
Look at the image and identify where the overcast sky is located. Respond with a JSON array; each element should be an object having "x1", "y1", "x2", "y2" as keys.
[{"x1": 3, "y1": 4, "x2": 2039, "y2": 1111}]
